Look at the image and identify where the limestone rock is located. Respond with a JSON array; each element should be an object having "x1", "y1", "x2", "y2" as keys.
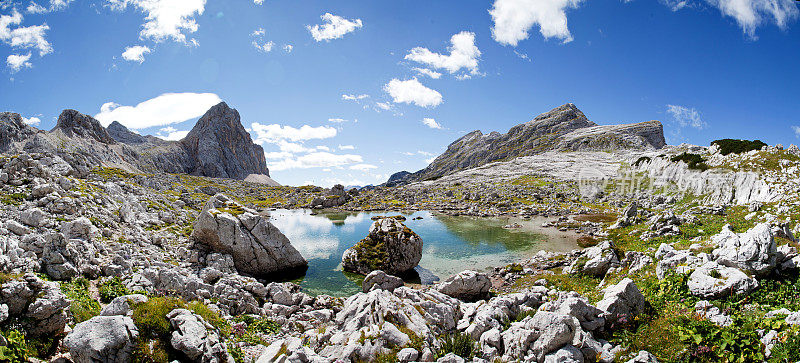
[
  {"x1": 0, "y1": 273, "x2": 69, "y2": 337},
  {"x1": 436, "y1": 270, "x2": 491, "y2": 301},
  {"x1": 100, "y1": 294, "x2": 148, "y2": 317},
  {"x1": 168, "y1": 308, "x2": 229, "y2": 362},
  {"x1": 712, "y1": 223, "x2": 776, "y2": 276},
  {"x1": 342, "y1": 217, "x2": 422, "y2": 275},
  {"x1": 596, "y1": 278, "x2": 645, "y2": 326},
  {"x1": 362, "y1": 270, "x2": 404, "y2": 293},
  {"x1": 687, "y1": 262, "x2": 758, "y2": 299},
  {"x1": 64, "y1": 316, "x2": 138, "y2": 363},
  {"x1": 192, "y1": 194, "x2": 307, "y2": 275}
]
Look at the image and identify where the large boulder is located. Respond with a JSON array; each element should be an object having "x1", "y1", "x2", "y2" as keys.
[
  {"x1": 687, "y1": 262, "x2": 758, "y2": 299},
  {"x1": 712, "y1": 223, "x2": 776, "y2": 276},
  {"x1": 0, "y1": 273, "x2": 69, "y2": 337},
  {"x1": 168, "y1": 308, "x2": 230, "y2": 362},
  {"x1": 64, "y1": 316, "x2": 139, "y2": 363},
  {"x1": 596, "y1": 278, "x2": 645, "y2": 326},
  {"x1": 436, "y1": 270, "x2": 491, "y2": 301},
  {"x1": 362, "y1": 270, "x2": 404, "y2": 292},
  {"x1": 192, "y1": 194, "x2": 307, "y2": 275},
  {"x1": 566, "y1": 241, "x2": 620, "y2": 277},
  {"x1": 342, "y1": 217, "x2": 422, "y2": 275}
]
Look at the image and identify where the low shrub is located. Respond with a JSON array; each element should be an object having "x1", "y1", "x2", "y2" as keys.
[
  {"x1": 436, "y1": 333, "x2": 475, "y2": 359},
  {"x1": 60, "y1": 277, "x2": 100, "y2": 323},
  {"x1": 711, "y1": 139, "x2": 767, "y2": 156},
  {"x1": 0, "y1": 330, "x2": 28, "y2": 362},
  {"x1": 671, "y1": 153, "x2": 709, "y2": 171},
  {"x1": 132, "y1": 297, "x2": 186, "y2": 339},
  {"x1": 98, "y1": 277, "x2": 130, "y2": 303}
]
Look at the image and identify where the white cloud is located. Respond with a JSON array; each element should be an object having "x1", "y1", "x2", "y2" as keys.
[
  {"x1": 375, "y1": 102, "x2": 393, "y2": 110},
  {"x1": 489, "y1": 0, "x2": 583, "y2": 46},
  {"x1": 27, "y1": 0, "x2": 73, "y2": 13},
  {"x1": 250, "y1": 123, "x2": 337, "y2": 143},
  {"x1": 282, "y1": 44, "x2": 293, "y2": 53},
  {"x1": 156, "y1": 126, "x2": 188, "y2": 141},
  {"x1": 339, "y1": 144, "x2": 355, "y2": 150},
  {"x1": 666, "y1": 104, "x2": 708, "y2": 130},
  {"x1": 350, "y1": 163, "x2": 377, "y2": 171},
  {"x1": 121, "y1": 45, "x2": 151, "y2": 63},
  {"x1": 270, "y1": 152, "x2": 363, "y2": 171},
  {"x1": 425, "y1": 157, "x2": 436, "y2": 164},
  {"x1": 792, "y1": 126, "x2": 800, "y2": 138},
  {"x1": 107, "y1": 0, "x2": 205, "y2": 44},
  {"x1": 6, "y1": 52, "x2": 31, "y2": 72},
  {"x1": 405, "y1": 31, "x2": 481, "y2": 77},
  {"x1": 383, "y1": 78, "x2": 443, "y2": 108},
  {"x1": 413, "y1": 67, "x2": 442, "y2": 79},
  {"x1": 328, "y1": 118, "x2": 348, "y2": 123},
  {"x1": 0, "y1": 10, "x2": 52, "y2": 56},
  {"x1": 422, "y1": 117, "x2": 442, "y2": 129},
  {"x1": 94, "y1": 92, "x2": 222, "y2": 129},
  {"x1": 307, "y1": 13, "x2": 362, "y2": 42},
  {"x1": 21, "y1": 115, "x2": 40, "y2": 125},
  {"x1": 514, "y1": 50, "x2": 531, "y2": 61},
  {"x1": 250, "y1": 27, "x2": 274, "y2": 52},
  {"x1": 342, "y1": 94, "x2": 369, "y2": 101},
  {"x1": 704, "y1": 0, "x2": 798, "y2": 38},
  {"x1": 254, "y1": 0, "x2": 263, "y2": 4}
]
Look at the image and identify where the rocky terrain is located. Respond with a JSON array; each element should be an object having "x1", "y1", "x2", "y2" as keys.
[
  {"x1": 0, "y1": 102, "x2": 271, "y2": 181},
  {"x1": 2, "y1": 103, "x2": 800, "y2": 362},
  {"x1": 387, "y1": 104, "x2": 666, "y2": 185}
]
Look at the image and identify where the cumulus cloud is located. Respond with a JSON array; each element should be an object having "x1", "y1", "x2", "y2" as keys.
[
  {"x1": 349, "y1": 163, "x2": 377, "y2": 171},
  {"x1": 282, "y1": 44, "x2": 293, "y2": 53},
  {"x1": 342, "y1": 93, "x2": 369, "y2": 101},
  {"x1": 792, "y1": 126, "x2": 800, "y2": 138},
  {"x1": 705, "y1": 0, "x2": 798, "y2": 38},
  {"x1": 307, "y1": 13, "x2": 362, "y2": 42},
  {"x1": 270, "y1": 152, "x2": 363, "y2": 171},
  {"x1": 156, "y1": 126, "x2": 189, "y2": 141},
  {"x1": 94, "y1": 92, "x2": 222, "y2": 129},
  {"x1": 106, "y1": 0, "x2": 205, "y2": 44},
  {"x1": 413, "y1": 67, "x2": 442, "y2": 79},
  {"x1": 250, "y1": 123, "x2": 337, "y2": 143},
  {"x1": 666, "y1": 104, "x2": 708, "y2": 130},
  {"x1": 121, "y1": 45, "x2": 151, "y2": 63},
  {"x1": 405, "y1": 31, "x2": 481, "y2": 78},
  {"x1": 254, "y1": 0, "x2": 263, "y2": 4},
  {"x1": 250, "y1": 27, "x2": 274, "y2": 52},
  {"x1": 0, "y1": 10, "x2": 52, "y2": 56},
  {"x1": 422, "y1": 117, "x2": 442, "y2": 129},
  {"x1": 383, "y1": 78, "x2": 443, "y2": 108},
  {"x1": 21, "y1": 115, "x2": 40, "y2": 125},
  {"x1": 327, "y1": 118, "x2": 348, "y2": 123},
  {"x1": 26, "y1": 0, "x2": 72, "y2": 14},
  {"x1": 6, "y1": 52, "x2": 31, "y2": 72},
  {"x1": 490, "y1": 0, "x2": 583, "y2": 46},
  {"x1": 339, "y1": 144, "x2": 355, "y2": 150}
]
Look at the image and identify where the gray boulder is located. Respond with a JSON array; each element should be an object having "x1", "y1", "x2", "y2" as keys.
[
  {"x1": 712, "y1": 223, "x2": 776, "y2": 276},
  {"x1": 567, "y1": 241, "x2": 619, "y2": 277},
  {"x1": 625, "y1": 350, "x2": 658, "y2": 363},
  {"x1": 168, "y1": 308, "x2": 229, "y2": 362},
  {"x1": 436, "y1": 270, "x2": 491, "y2": 301},
  {"x1": 192, "y1": 194, "x2": 307, "y2": 275},
  {"x1": 362, "y1": 270, "x2": 404, "y2": 292},
  {"x1": 687, "y1": 262, "x2": 758, "y2": 299},
  {"x1": 0, "y1": 273, "x2": 69, "y2": 337},
  {"x1": 342, "y1": 217, "x2": 422, "y2": 275},
  {"x1": 596, "y1": 278, "x2": 645, "y2": 326},
  {"x1": 64, "y1": 316, "x2": 138, "y2": 363},
  {"x1": 100, "y1": 294, "x2": 148, "y2": 316}
]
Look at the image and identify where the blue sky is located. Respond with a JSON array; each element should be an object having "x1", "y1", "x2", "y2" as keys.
[{"x1": 1, "y1": 0, "x2": 798, "y2": 186}]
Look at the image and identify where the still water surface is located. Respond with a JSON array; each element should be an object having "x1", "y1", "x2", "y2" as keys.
[{"x1": 268, "y1": 209, "x2": 578, "y2": 296}]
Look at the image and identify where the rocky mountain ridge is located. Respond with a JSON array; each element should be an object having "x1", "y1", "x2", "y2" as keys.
[
  {"x1": 388, "y1": 103, "x2": 666, "y2": 186},
  {"x1": 0, "y1": 102, "x2": 271, "y2": 182}
]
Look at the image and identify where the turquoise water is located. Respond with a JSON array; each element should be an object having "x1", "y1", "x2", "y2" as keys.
[{"x1": 268, "y1": 209, "x2": 578, "y2": 296}]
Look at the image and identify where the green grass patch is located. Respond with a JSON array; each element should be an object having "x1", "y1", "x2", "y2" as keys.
[{"x1": 60, "y1": 277, "x2": 100, "y2": 323}]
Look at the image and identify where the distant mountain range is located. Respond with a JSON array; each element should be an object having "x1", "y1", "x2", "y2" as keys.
[
  {"x1": 0, "y1": 102, "x2": 273, "y2": 183},
  {"x1": 386, "y1": 103, "x2": 666, "y2": 186}
]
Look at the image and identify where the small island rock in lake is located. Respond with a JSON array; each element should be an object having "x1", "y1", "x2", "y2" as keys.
[{"x1": 342, "y1": 216, "x2": 422, "y2": 275}]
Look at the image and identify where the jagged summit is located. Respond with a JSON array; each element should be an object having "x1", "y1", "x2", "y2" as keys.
[
  {"x1": 0, "y1": 102, "x2": 270, "y2": 181},
  {"x1": 107, "y1": 121, "x2": 148, "y2": 144},
  {"x1": 182, "y1": 102, "x2": 269, "y2": 179},
  {"x1": 53, "y1": 109, "x2": 116, "y2": 144},
  {"x1": 388, "y1": 103, "x2": 666, "y2": 185}
]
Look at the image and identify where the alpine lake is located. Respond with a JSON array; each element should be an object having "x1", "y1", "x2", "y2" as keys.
[{"x1": 267, "y1": 209, "x2": 580, "y2": 296}]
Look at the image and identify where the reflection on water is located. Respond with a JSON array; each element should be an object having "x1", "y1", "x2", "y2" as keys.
[{"x1": 267, "y1": 209, "x2": 577, "y2": 297}]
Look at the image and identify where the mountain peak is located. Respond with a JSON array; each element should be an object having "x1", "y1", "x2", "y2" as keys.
[
  {"x1": 182, "y1": 102, "x2": 269, "y2": 179},
  {"x1": 54, "y1": 109, "x2": 116, "y2": 144},
  {"x1": 107, "y1": 121, "x2": 147, "y2": 144}
]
